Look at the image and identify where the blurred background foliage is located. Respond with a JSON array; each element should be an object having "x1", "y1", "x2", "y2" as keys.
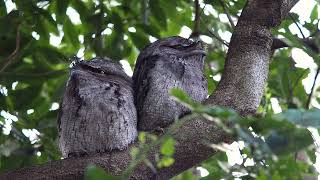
[{"x1": 0, "y1": 0, "x2": 320, "y2": 179}]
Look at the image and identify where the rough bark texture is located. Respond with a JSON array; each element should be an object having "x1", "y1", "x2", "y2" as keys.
[
  {"x1": 133, "y1": 36, "x2": 207, "y2": 131},
  {"x1": 210, "y1": 0, "x2": 298, "y2": 115},
  {"x1": 58, "y1": 58, "x2": 137, "y2": 157},
  {"x1": 0, "y1": 0, "x2": 299, "y2": 179}
]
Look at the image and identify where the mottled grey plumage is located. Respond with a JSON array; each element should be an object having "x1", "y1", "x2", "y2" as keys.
[
  {"x1": 133, "y1": 36, "x2": 208, "y2": 131},
  {"x1": 58, "y1": 57, "x2": 137, "y2": 157}
]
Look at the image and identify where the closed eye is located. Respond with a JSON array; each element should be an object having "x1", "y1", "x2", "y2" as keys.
[
  {"x1": 167, "y1": 44, "x2": 188, "y2": 50},
  {"x1": 78, "y1": 64, "x2": 106, "y2": 75}
]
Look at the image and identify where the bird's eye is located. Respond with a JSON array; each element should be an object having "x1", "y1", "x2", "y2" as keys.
[
  {"x1": 78, "y1": 64, "x2": 106, "y2": 74},
  {"x1": 180, "y1": 44, "x2": 190, "y2": 47},
  {"x1": 166, "y1": 44, "x2": 185, "y2": 50},
  {"x1": 179, "y1": 44, "x2": 191, "y2": 49}
]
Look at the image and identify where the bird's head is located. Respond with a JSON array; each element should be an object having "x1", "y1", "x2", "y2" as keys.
[{"x1": 138, "y1": 36, "x2": 206, "y2": 61}]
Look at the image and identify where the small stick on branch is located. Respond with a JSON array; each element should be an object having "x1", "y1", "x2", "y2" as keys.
[
  {"x1": 141, "y1": 0, "x2": 149, "y2": 25},
  {"x1": 272, "y1": 37, "x2": 319, "y2": 52},
  {"x1": 289, "y1": 14, "x2": 306, "y2": 39},
  {"x1": 207, "y1": 28, "x2": 229, "y2": 47},
  {"x1": 0, "y1": 24, "x2": 21, "y2": 72},
  {"x1": 190, "y1": 0, "x2": 201, "y2": 39},
  {"x1": 199, "y1": 3, "x2": 229, "y2": 46},
  {"x1": 219, "y1": 0, "x2": 235, "y2": 29},
  {"x1": 306, "y1": 68, "x2": 320, "y2": 109}
]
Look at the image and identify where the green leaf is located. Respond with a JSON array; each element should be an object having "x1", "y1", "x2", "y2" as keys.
[
  {"x1": 129, "y1": 32, "x2": 149, "y2": 50},
  {"x1": 175, "y1": 170, "x2": 196, "y2": 180},
  {"x1": 268, "y1": 49, "x2": 309, "y2": 107},
  {"x1": 130, "y1": 147, "x2": 139, "y2": 159},
  {"x1": 84, "y1": 165, "x2": 119, "y2": 180},
  {"x1": 277, "y1": 32, "x2": 320, "y2": 65},
  {"x1": 37, "y1": 45, "x2": 67, "y2": 64},
  {"x1": 71, "y1": 0, "x2": 89, "y2": 22},
  {"x1": 169, "y1": 88, "x2": 197, "y2": 109},
  {"x1": 310, "y1": 5, "x2": 318, "y2": 22},
  {"x1": 149, "y1": 0, "x2": 167, "y2": 29},
  {"x1": 56, "y1": 0, "x2": 70, "y2": 23},
  {"x1": 306, "y1": 148, "x2": 317, "y2": 164},
  {"x1": 157, "y1": 156, "x2": 175, "y2": 168},
  {"x1": 62, "y1": 18, "x2": 80, "y2": 49},
  {"x1": 0, "y1": 10, "x2": 20, "y2": 35},
  {"x1": 240, "y1": 114, "x2": 314, "y2": 155},
  {"x1": 200, "y1": 153, "x2": 228, "y2": 180},
  {"x1": 265, "y1": 129, "x2": 313, "y2": 155},
  {"x1": 0, "y1": 0, "x2": 7, "y2": 17},
  {"x1": 37, "y1": 8, "x2": 58, "y2": 35},
  {"x1": 160, "y1": 137, "x2": 176, "y2": 156},
  {"x1": 138, "y1": 132, "x2": 146, "y2": 143},
  {"x1": 136, "y1": 24, "x2": 161, "y2": 38},
  {"x1": 275, "y1": 109, "x2": 320, "y2": 128},
  {"x1": 110, "y1": 10, "x2": 124, "y2": 32}
]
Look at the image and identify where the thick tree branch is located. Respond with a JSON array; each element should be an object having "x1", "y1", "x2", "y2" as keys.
[
  {"x1": 210, "y1": 0, "x2": 299, "y2": 115},
  {"x1": 1, "y1": 117, "x2": 231, "y2": 180},
  {"x1": 0, "y1": 0, "x2": 299, "y2": 179}
]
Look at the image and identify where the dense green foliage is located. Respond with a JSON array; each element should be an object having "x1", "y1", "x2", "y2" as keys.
[{"x1": 0, "y1": 0, "x2": 319, "y2": 179}]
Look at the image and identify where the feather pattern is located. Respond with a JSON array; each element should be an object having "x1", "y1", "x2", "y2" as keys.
[
  {"x1": 58, "y1": 58, "x2": 137, "y2": 157},
  {"x1": 133, "y1": 36, "x2": 208, "y2": 131}
]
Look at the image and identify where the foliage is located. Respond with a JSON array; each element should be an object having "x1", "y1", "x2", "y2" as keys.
[
  {"x1": 170, "y1": 89, "x2": 319, "y2": 179},
  {"x1": 0, "y1": 0, "x2": 319, "y2": 179},
  {"x1": 85, "y1": 165, "x2": 119, "y2": 180}
]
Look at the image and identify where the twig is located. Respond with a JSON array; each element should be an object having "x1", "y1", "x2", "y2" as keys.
[
  {"x1": 141, "y1": 0, "x2": 149, "y2": 25},
  {"x1": 200, "y1": 2, "x2": 207, "y2": 15},
  {"x1": 191, "y1": 0, "x2": 201, "y2": 38},
  {"x1": 95, "y1": 0, "x2": 104, "y2": 57},
  {"x1": 218, "y1": 0, "x2": 235, "y2": 29},
  {"x1": 0, "y1": 24, "x2": 21, "y2": 72},
  {"x1": 199, "y1": 3, "x2": 229, "y2": 46},
  {"x1": 289, "y1": 14, "x2": 306, "y2": 39},
  {"x1": 306, "y1": 68, "x2": 320, "y2": 109},
  {"x1": 272, "y1": 38, "x2": 319, "y2": 52},
  {"x1": 207, "y1": 28, "x2": 229, "y2": 47}
]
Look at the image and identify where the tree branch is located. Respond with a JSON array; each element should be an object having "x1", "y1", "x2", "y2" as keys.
[
  {"x1": 190, "y1": 0, "x2": 201, "y2": 38},
  {"x1": 0, "y1": 24, "x2": 21, "y2": 72},
  {"x1": 219, "y1": 0, "x2": 235, "y2": 29},
  {"x1": 289, "y1": 14, "x2": 306, "y2": 39},
  {"x1": 210, "y1": 0, "x2": 300, "y2": 115},
  {"x1": 306, "y1": 68, "x2": 320, "y2": 109},
  {"x1": 0, "y1": 116, "x2": 232, "y2": 180},
  {"x1": 272, "y1": 37, "x2": 319, "y2": 52},
  {"x1": 200, "y1": 3, "x2": 229, "y2": 46},
  {"x1": 0, "y1": 0, "x2": 300, "y2": 179},
  {"x1": 207, "y1": 28, "x2": 229, "y2": 47}
]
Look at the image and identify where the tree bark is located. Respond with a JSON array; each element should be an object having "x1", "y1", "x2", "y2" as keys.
[
  {"x1": 210, "y1": 0, "x2": 298, "y2": 115},
  {"x1": 0, "y1": 0, "x2": 299, "y2": 179}
]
